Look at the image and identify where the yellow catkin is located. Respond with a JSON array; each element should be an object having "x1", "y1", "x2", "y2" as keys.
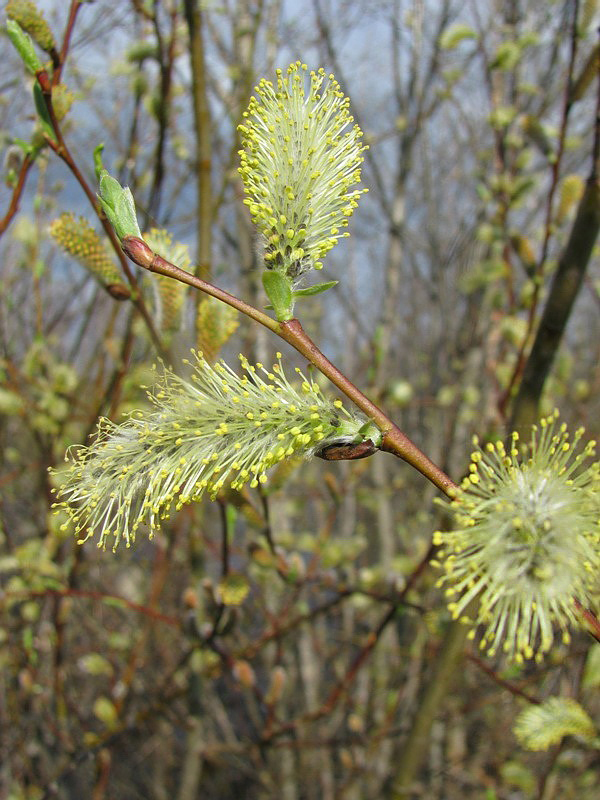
[
  {"x1": 6, "y1": 0, "x2": 56, "y2": 53},
  {"x1": 510, "y1": 234, "x2": 536, "y2": 272},
  {"x1": 556, "y1": 174, "x2": 584, "y2": 224},
  {"x1": 155, "y1": 274, "x2": 186, "y2": 335},
  {"x1": 142, "y1": 228, "x2": 191, "y2": 336},
  {"x1": 196, "y1": 296, "x2": 239, "y2": 363},
  {"x1": 49, "y1": 213, "x2": 125, "y2": 290},
  {"x1": 50, "y1": 84, "x2": 74, "y2": 122}
]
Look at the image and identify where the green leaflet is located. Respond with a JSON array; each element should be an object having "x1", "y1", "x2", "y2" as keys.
[
  {"x1": 293, "y1": 280, "x2": 338, "y2": 298},
  {"x1": 262, "y1": 270, "x2": 293, "y2": 321},
  {"x1": 33, "y1": 82, "x2": 56, "y2": 142},
  {"x1": 97, "y1": 171, "x2": 142, "y2": 240},
  {"x1": 6, "y1": 19, "x2": 43, "y2": 75}
]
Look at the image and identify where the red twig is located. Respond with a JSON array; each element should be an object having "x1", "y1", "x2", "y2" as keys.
[
  {"x1": 5, "y1": 587, "x2": 181, "y2": 627},
  {"x1": 0, "y1": 153, "x2": 34, "y2": 237}
]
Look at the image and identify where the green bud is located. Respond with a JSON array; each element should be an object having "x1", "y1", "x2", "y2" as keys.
[
  {"x1": 93, "y1": 144, "x2": 105, "y2": 182},
  {"x1": 97, "y1": 170, "x2": 142, "y2": 240}
]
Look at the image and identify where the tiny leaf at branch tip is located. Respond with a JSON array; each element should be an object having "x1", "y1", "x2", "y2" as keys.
[
  {"x1": 33, "y1": 82, "x2": 56, "y2": 143},
  {"x1": 97, "y1": 171, "x2": 142, "y2": 240},
  {"x1": 6, "y1": 18, "x2": 43, "y2": 75},
  {"x1": 6, "y1": 1, "x2": 56, "y2": 54}
]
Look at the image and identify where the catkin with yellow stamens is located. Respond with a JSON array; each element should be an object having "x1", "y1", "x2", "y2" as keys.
[
  {"x1": 6, "y1": 0, "x2": 56, "y2": 53},
  {"x1": 433, "y1": 411, "x2": 600, "y2": 663},
  {"x1": 50, "y1": 213, "x2": 126, "y2": 293},
  {"x1": 51, "y1": 351, "x2": 380, "y2": 550},
  {"x1": 238, "y1": 61, "x2": 367, "y2": 281},
  {"x1": 196, "y1": 296, "x2": 239, "y2": 363},
  {"x1": 143, "y1": 228, "x2": 190, "y2": 335}
]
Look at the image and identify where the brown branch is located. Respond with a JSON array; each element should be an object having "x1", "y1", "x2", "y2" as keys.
[
  {"x1": 5, "y1": 587, "x2": 181, "y2": 627},
  {"x1": 54, "y1": 0, "x2": 83, "y2": 85},
  {"x1": 122, "y1": 235, "x2": 279, "y2": 331},
  {"x1": 122, "y1": 235, "x2": 457, "y2": 494},
  {"x1": 466, "y1": 652, "x2": 541, "y2": 705},
  {"x1": 33, "y1": 70, "x2": 166, "y2": 356},
  {"x1": 278, "y1": 319, "x2": 456, "y2": 494},
  {"x1": 0, "y1": 152, "x2": 35, "y2": 237},
  {"x1": 500, "y1": 0, "x2": 583, "y2": 416},
  {"x1": 509, "y1": 169, "x2": 600, "y2": 431}
]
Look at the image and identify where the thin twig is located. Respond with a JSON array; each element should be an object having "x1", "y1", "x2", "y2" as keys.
[
  {"x1": 122, "y1": 236, "x2": 457, "y2": 495},
  {"x1": 0, "y1": 153, "x2": 34, "y2": 237},
  {"x1": 33, "y1": 68, "x2": 166, "y2": 356}
]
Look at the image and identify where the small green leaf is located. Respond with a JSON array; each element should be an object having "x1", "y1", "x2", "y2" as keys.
[
  {"x1": 97, "y1": 172, "x2": 142, "y2": 240},
  {"x1": 6, "y1": 19, "x2": 43, "y2": 75},
  {"x1": 114, "y1": 188, "x2": 142, "y2": 239},
  {"x1": 490, "y1": 41, "x2": 522, "y2": 71},
  {"x1": 101, "y1": 596, "x2": 128, "y2": 610},
  {"x1": 292, "y1": 280, "x2": 338, "y2": 298},
  {"x1": 98, "y1": 171, "x2": 123, "y2": 209},
  {"x1": 262, "y1": 270, "x2": 293, "y2": 321},
  {"x1": 13, "y1": 137, "x2": 35, "y2": 156},
  {"x1": 33, "y1": 83, "x2": 56, "y2": 142},
  {"x1": 583, "y1": 643, "x2": 600, "y2": 689}
]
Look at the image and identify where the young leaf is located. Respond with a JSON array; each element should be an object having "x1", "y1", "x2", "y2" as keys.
[
  {"x1": 97, "y1": 172, "x2": 142, "y2": 240},
  {"x1": 93, "y1": 144, "x2": 106, "y2": 181},
  {"x1": 114, "y1": 188, "x2": 142, "y2": 240},
  {"x1": 292, "y1": 281, "x2": 338, "y2": 298},
  {"x1": 6, "y1": 18, "x2": 43, "y2": 75},
  {"x1": 33, "y1": 82, "x2": 56, "y2": 142},
  {"x1": 98, "y1": 171, "x2": 123, "y2": 210},
  {"x1": 262, "y1": 270, "x2": 293, "y2": 321}
]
